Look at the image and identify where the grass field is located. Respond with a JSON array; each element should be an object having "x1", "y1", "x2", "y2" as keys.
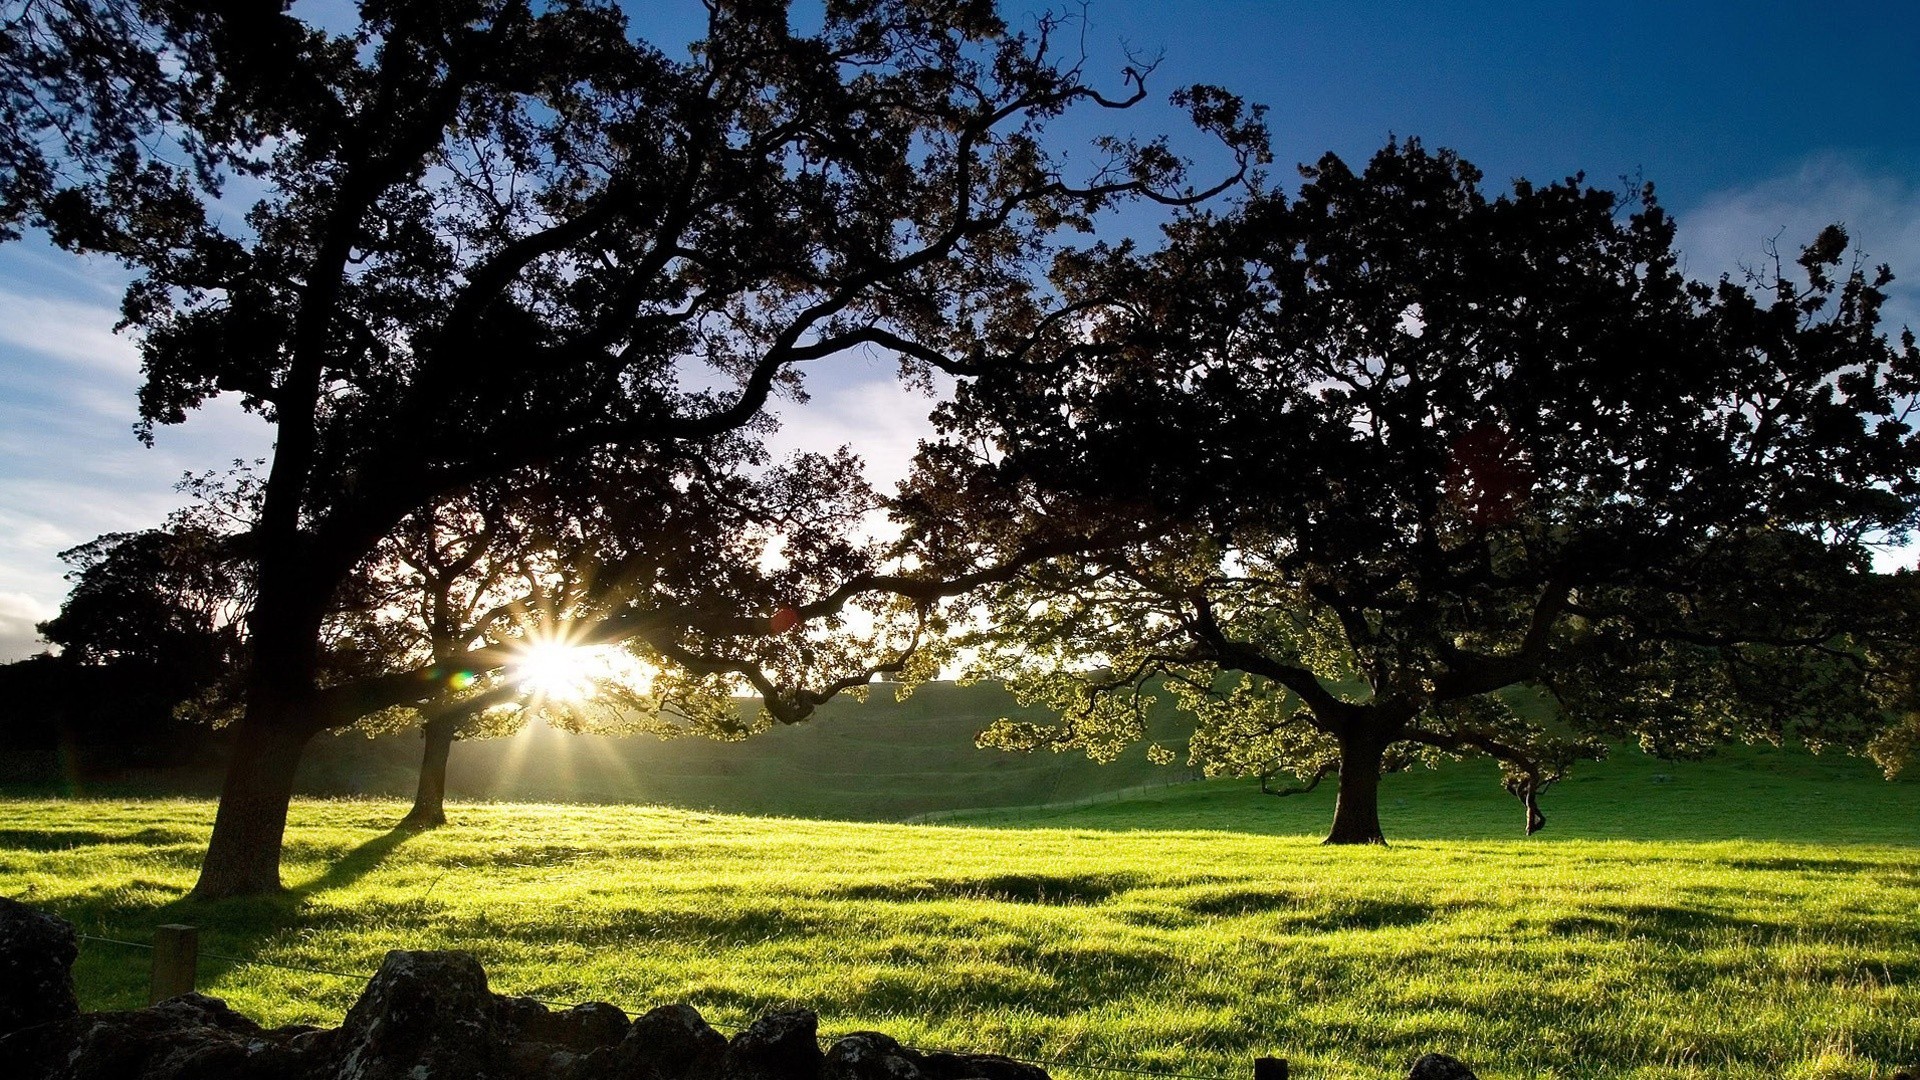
[
  {"x1": 21, "y1": 681, "x2": 1202, "y2": 820},
  {"x1": 4, "y1": 741, "x2": 1920, "y2": 1080}
]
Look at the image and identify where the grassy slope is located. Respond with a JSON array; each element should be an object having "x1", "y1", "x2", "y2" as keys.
[
  {"x1": 945, "y1": 740, "x2": 1920, "y2": 845},
  {"x1": 4, "y1": 737, "x2": 1920, "y2": 1080},
  {"x1": 40, "y1": 682, "x2": 1200, "y2": 821}
]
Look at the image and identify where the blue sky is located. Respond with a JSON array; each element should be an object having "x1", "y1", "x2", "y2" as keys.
[{"x1": 1, "y1": 1, "x2": 1917, "y2": 658}]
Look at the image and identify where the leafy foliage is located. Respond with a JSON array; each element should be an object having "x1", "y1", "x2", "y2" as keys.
[
  {"x1": 1, "y1": 0, "x2": 1265, "y2": 892},
  {"x1": 907, "y1": 140, "x2": 1920, "y2": 840}
]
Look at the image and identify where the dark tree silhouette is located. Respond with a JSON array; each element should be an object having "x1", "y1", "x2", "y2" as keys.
[
  {"x1": 339, "y1": 441, "x2": 898, "y2": 830},
  {"x1": 901, "y1": 141, "x2": 1920, "y2": 843},
  {"x1": 37, "y1": 527, "x2": 247, "y2": 679},
  {"x1": 0, "y1": 527, "x2": 247, "y2": 777},
  {"x1": 1, "y1": 0, "x2": 1265, "y2": 895}
]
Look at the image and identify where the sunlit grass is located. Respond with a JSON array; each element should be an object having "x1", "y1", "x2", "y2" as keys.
[{"x1": 3, "y1": 796, "x2": 1918, "y2": 1079}]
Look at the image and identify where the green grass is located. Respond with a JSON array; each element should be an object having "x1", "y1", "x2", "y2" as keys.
[
  {"x1": 25, "y1": 682, "x2": 1201, "y2": 820},
  {"x1": 942, "y1": 741, "x2": 1920, "y2": 845},
  {"x1": 4, "y1": 745, "x2": 1920, "y2": 1080}
]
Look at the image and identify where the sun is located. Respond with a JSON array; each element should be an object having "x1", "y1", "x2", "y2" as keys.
[{"x1": 512, "y1": 641, "x2": 602, "y2": 702}]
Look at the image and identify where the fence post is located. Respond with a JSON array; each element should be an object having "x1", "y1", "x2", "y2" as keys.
[
  {"x1": 148, "y1": 924, "x2": 199, "y2": 1003},
  {"x1": 1254, "y1": 1057, "x2": 1288, "y2": 1080}
]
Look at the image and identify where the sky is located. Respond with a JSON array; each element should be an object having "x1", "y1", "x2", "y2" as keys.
[{"x1": 1, "y1": 1, "x2": 1917, "y2": 659}]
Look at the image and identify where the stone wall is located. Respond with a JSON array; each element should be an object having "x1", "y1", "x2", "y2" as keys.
[{"x1": 0, "y1": 897, "x2": 1490, "y2": 1080}]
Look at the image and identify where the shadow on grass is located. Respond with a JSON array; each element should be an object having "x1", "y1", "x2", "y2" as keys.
[
  {"x1": 291, "y1": 826, "x2": 418, "y2": 898},
  {"x1": 830, "y1": 872, "x2": 1137, "y2": 906},
  {"x1": 0, "y1": 825, "x2": 202, "y2": 850}
]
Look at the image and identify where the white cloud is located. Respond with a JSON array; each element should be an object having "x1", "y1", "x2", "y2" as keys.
[
  {"x1": 0, "y1": 591, "x2": 55, "y2": 659},
  {"x1": 763, "y1": 376, "x2": 941, "y2": 494},
  {"x1": 0, "y1": 273, "x2": 272, "y2": 660},
  {"x1": 1679, "y1": 157, "x2": 1920, "y2": 573},
  {"x1": 1677, "y1": 155, "x2": 1920, "y2": 331},
  {"x1": 0, "y1": 287, "x2": 139, "y2": 373}
]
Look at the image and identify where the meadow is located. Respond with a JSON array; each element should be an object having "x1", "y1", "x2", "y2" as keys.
[{"x1": 4, "y1": 739, "x2": 1919, "y2": 1080}]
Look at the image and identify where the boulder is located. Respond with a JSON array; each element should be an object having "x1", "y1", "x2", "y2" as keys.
[
  {"x1": 1406, "y1": 1053, "x2": 1478, "y2": 1080},
  {"x1": 824, "y1": 1030, "x2": 1048, "y2": 1080},
  {"x1": 572, "y1": 1002, "x2": 730, "y2": 1080},
  {"x1": 500, "y1": 997, "x2": 631, "y2": 1053},
  {"x1": 921, "y1": 1047, "x2": 1048, "y2": 1080},
  {"x1": 496, "y1": 997, "x2": 634, "y2": 1079},
  {"x1": 0, "y1": 894, "x2": 80, "y2": 1036},
  {"x1": 0, "y1": 992, "x2": 308, "y2": 1080},
  {"x1": 0, "y1": 902, "x2": 1062, "y2": 1080},
  {"x1": 825, "y1": 1032, "x2": 927, "y2": 1080},
  {"x1": 726, "y1": 1009, "x2": 826, "y2": 1080},
  {"x1": 331, "y1": 949, "x2": 501, "y2": 1080}
]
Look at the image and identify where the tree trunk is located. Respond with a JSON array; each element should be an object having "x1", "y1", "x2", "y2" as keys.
[
  {"x1": 190, "y1": 714, "x2": 316, "y2": 898},
  {"x1": 401, "y1": 716, "x2": 459, "y2": 828},
  {"x1": 1324, "y1": 734, "x2": 1388, "y2": 845}
]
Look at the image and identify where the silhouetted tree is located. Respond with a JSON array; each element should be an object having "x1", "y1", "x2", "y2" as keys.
[
  {"x1": 3, "y1": 0, "x2": 1264, "y2": 894},
  {"x1": 37, "y1": 526, "x2": 247, "y2": 679},
  {"x1": 0, "y1": 526, "x2": 248, "y2": 778},
  {"x1": 340, "y1": 441, "x2": 896, "y2": 829},
  {"x1": 902, "y1": 141, "x2": 1920, "y2": 843}
]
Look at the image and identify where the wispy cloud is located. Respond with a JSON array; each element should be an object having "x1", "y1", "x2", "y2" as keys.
[
  {"x1": 0, "y1": 591, "x2": 55, "y2": 659},
  {"x1": 0, "y1": 278, "x2": 271, "y2": 658},
  {"x1": 764, "y1": 376, "x2": 940, "y2": 495},
  {"x1": 0, "y1": 287, "x2": 140, "y2": 373},
  {"x1": 1679, "y1": 156, "x2": 1920, "y2": 573},
  {"x1": 1677, "y1": 155, "x2": 1920, "y2": 330}
]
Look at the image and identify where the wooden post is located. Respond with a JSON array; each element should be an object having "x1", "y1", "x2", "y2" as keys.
[
  {"x1": 148, "y1": 924, "x2": 199, "y2": 1003},
  {"x1": 1254, "y1": 1057, "x2": 1288, "y2": 1080}
]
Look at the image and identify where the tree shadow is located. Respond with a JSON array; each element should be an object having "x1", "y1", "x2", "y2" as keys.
[{"x1": 289, "y1": 825, "x2": 417, "y2": 898}]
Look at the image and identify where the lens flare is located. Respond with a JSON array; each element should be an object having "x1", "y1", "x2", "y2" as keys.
[{"x1": 513, "y1": 641, "x2": 600, "y2": 702}]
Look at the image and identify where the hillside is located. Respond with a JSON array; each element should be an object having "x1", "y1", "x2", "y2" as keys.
[
  {"x1": 27, "y1": 678, "x2": 1920, "y2": 841},
  {"x1": 945, "y1": 740, "x2": 1920, "y2": 845},
  {"x1": 300, "y1": 681, "x2": 1198, "y2": 821},
  {"x1": 7, "y1": 792, "x2": 1919, "y2": 1079}
]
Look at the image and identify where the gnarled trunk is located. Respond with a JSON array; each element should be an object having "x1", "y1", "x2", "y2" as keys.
[
  {"x1": 191, "y1": 583, "x2": 330, "y2": 899},
  {"x1": 401, "y1": 715, "x2": 460, "y2": 828},
  {"x1": 190, "y1": 714, "x2": 316, "y2": 897},
  {"x1": 1324, "y1": 733, "x2": 1388, "y2": 845}
]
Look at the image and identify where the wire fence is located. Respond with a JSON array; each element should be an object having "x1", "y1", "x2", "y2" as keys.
[{"x1": 73, "y1": 931, "x2": 1245, "y2": 1080}]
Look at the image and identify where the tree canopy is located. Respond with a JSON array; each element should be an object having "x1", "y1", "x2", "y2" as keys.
[
  {"x1": 903, "y1": 140, "x2": 1920, "y2": 842},
  {"x1": 0, "y1": 0, "x2": 1265, "y2": 894}
]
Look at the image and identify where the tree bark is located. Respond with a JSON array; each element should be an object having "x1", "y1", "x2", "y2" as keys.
[
  {"x1": 401, "y1": 715, "x2": 460, "y2": 828},
  {"x1": 190, "y1": 713, "x2": 316, "y2": 898},
  {"x1": 1324, "y1": 733, "x2": 1388, "y2": 845}
]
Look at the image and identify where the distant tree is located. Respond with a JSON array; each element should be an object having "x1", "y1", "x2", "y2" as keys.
[
  {"x1": 37, "y1": 525, "x2": 247, "y2": 679},
  {"x1": 0, "y1": 525, "x2": 248, "y2": 777},
  {"x1": 3, "y1": 0, "x2": 1265, "y2": 894},
  {"x1": 902, "y1": 141, "x2": 1920, "y2": 843}
]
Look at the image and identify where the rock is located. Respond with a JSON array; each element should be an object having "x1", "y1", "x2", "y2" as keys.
[
  {"x1": 0, "y1": 894, "x2": 80, "y2": 1037},
  {"x1": 577, "y1": 1002, "x2": 729, "y2": 1080},
  {"x1": 0, "y1": 902, "x2": 1052, "y2": 1080},
  {"x1": 497, "y1": 998, "x2": 632, "y2": 1080},
  {"x1": 825, "y1": 1032, "x2": 927, "y2": 1080},
  {"x1": 824, "y1": 1030, "x2": 1047, "y2": 1080},
  {"x1": 726, "y1": 1010, "x2": 826, "y2": 1080},
  {"x1": 1406, "y1": 1053, "x2": 1478, "y2": 1080},
  {"x1": 332, "y1": 949, "x2": 502, "y2": 1080},
  {"x1": 0, "y1": 993, "x2": 307, "y2": 1080},
  {"x1": 508, "y1": 999, "x2": 631, "y2": 1053},
  {"x1": 920, "y1": 1048, "x2": 1048, "y2": 1080}
]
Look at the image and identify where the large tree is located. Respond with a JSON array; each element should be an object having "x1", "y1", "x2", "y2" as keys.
[
  {"x1": 3, "y1": 0, "x2": 1264, "y2": 894},
  {"x1": 339, "y1": 441, "x2": 896, "y2": 829},
  {"x1": 902, "y1": 140, "x2": 1920, "y2": 843}
]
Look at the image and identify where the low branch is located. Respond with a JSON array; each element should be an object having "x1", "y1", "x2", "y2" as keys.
[{"x1": 1260, "y1": 762, "x2": 1333, "y2": 798}]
